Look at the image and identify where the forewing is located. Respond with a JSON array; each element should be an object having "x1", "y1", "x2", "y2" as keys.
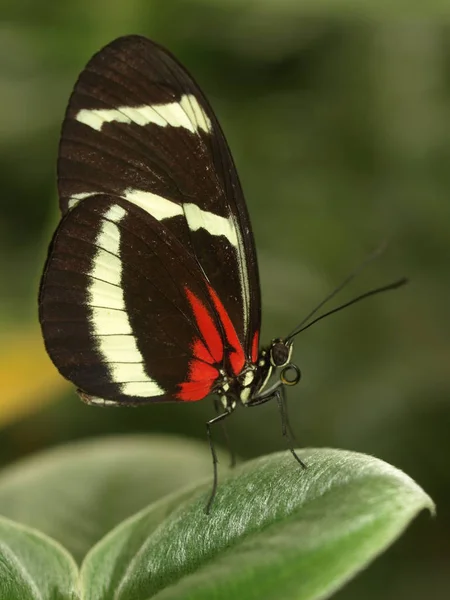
[
  {"x1": 58, "y1": 35, "x2": 261, "y2": 365},
  {"x1": 39, "y1": 195, "x2": 225, "y2": 404}
]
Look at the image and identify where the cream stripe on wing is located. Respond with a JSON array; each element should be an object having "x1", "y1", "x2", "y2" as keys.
[
  {"x1": 183, "y1": 202, "x2": 238, "y2": 247},
  {"x1": 75, "y1": 94, "x2": 212, "y2": 134},
  {"x1": 89, "y1": 308, "x2": 131, "y2": 334},
  {"x1": 88, "y1": 204, "x2": 165, "y2": 397},
  {"x1": 123, "y1": 189, "x2": 183, "y2": 220},
  {"x1": 87, "y1": 279, "x2": 124, "y2": 310},
  {"x1": 180, "y1": 94, "x2": 211, "y2": 134}
]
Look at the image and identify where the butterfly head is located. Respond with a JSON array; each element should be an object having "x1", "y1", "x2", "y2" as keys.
[
  {"x1": 269, "y1": 338, "x2": 292, "y2": 368},
  {"x1": 268, "y1": 338, "x2": 301, "y2": 386}
]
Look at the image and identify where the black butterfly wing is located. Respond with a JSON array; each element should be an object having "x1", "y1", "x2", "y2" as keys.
[
  {"x1": 39, "y1": 195, "x2": 230, "y2": 404},
  {"x1": 57, "y1": 35, "x2": 261, "y2": 368}
]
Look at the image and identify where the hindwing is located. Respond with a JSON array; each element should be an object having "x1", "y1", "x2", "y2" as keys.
[{"x1": 39, "y1": 195, "x2": 250, "y2": 403}]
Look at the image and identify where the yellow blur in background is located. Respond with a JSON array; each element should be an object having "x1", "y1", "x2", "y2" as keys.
[{"x1": 0, "y1": 2, "x2": 448, "y2": 599}]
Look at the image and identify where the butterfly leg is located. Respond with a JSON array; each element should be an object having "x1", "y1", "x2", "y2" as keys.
[
  {"x1": 205, "y1": 408, "x2": 234, "y2": 514},
  {"x1": 282, "y1": 392, "x2": 299, "y2": 448},
  {"x1": 276, "y1": 386, "x2": 307, "y2": 469},
  {"x1": 213, "y1": 397, "x2": 236, "y2": 469}
]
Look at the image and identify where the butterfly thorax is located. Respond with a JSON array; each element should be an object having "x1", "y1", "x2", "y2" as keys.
[{"x1": 216, "y1": 337, "x2": 298, "y2": 410}]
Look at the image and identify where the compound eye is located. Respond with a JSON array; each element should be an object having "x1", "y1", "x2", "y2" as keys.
[
  {"x1": 270, "y1": 340, "x2": 291, "y2": 367},
  {"x1": 280, "y1": 363, "x2": 301, "y2": 386}
]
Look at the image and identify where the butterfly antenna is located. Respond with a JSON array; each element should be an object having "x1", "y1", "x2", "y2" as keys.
[
  {"x1": 286, "y1": 277, "x2": 408, "y2": 340},
  {"x1": 285, "y1": 241, "x2": 404, "y2": 341}
]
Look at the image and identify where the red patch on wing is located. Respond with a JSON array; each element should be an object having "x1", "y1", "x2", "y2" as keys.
[
  {"x1": 188, "y1": 359, "x2": 219, "y2": 382},
  {"x1": 192, "y1": 339, "x2": 212, "y2": 363},
  {"x1": 177, "y1": 380, "x2": 216, "y2": 402},
  {"x1": 176, "y1": 288, "x2": 222, "y2": 401},
  {"x1": 177, "y1": 358, "x2": 219, "y2": 401},
  {"x1": 185, "y1": 288, "x2": 223, "y2": 363},
  {"x1": 176, "y1": 285, "x2": 249, "y2": 401},
  {"x1": 208, "y1": 285, "x2": 245, "y2": 376},
  {"x1": 251, "y1": 330, "x2": 259, "y2": 363}
]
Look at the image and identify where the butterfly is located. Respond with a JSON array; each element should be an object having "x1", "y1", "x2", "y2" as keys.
[{"x1": 39, "y1": 35, "x2": 406, "y2": 512}]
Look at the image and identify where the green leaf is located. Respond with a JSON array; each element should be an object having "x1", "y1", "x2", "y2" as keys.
[
  {"x1": 0, "y1": 435, "x2": 220, "y2": 564},
  {"x1": 81, "y1": 448, "x2": 433, "y2": 600},
  {"x1": 0, "y1": 515, "x2": 79, "y2": 600}
]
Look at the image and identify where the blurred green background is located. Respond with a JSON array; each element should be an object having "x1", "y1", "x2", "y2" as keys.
[{"x1": 1, "y1": 2, "x2": 448, "y2": 598}]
